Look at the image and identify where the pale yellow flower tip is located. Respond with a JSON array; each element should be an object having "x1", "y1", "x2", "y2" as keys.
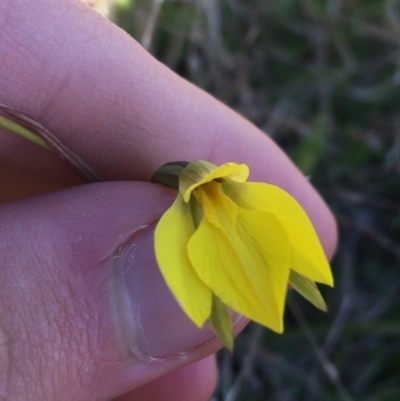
[{"x1": 153, "y1": 160, "x2": 333, "y2": 348}]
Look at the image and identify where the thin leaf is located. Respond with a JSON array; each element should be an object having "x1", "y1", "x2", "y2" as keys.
[
  {"x1": 0, "y1": 104, "x2": 103, "y2": 183},
  {"x1": 0, "y1": 114, "x2": 50, "y2": 150}
]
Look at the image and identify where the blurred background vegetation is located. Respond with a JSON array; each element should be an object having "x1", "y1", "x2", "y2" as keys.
[{"x1": 90, "y1": 0, "x2": 400, "y2": 399}]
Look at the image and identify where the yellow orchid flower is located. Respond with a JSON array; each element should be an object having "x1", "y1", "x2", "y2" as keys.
[{"x1": 153, "y1": 160, "x2": 333, "y2": 348}]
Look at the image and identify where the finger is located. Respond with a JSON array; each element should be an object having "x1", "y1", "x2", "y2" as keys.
[
  {"x1": 0, "y1": 0, "x2": 337, "y2": 257},
  {"x1": 113, "y1": 356, "x2": 218, "y2": 401},
  {"x1": 0, "y1": 183, "x2": 235, "y2": 401}
]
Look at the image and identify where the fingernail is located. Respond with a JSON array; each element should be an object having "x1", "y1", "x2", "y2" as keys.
[{"x1": 110, "y1": 224, "x2": 215, "y2": 360}]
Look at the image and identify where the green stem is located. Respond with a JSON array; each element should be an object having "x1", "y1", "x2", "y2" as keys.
[
  {"x1": 0, "y1": 114, "x2": 51, "y2": 151},
  {"x1": 0, "y1": 105, "x2": 103, "y2": 183}
]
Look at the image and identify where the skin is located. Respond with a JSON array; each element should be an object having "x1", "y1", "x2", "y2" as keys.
[{"x1": 0, "y1": 0, "x2": 338, "y2": 400}]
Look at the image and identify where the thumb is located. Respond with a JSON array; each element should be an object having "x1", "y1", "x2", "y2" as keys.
[{"x1": 0, "y1": 182, "x2": 226, "y2": 400}]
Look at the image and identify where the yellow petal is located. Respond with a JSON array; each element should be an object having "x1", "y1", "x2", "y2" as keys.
[
  {"x1": 180, "y1": 161, "x2": 249, "y2": 202},
  {"x1": 224, "y1": 181, "x2": 333, "y2": 286},
  {"x1": 194, "y1": 181, "x2": 238, "y2": 230},
  {"x1": 154, "y1": 195, "x2": 212, "y2": 327},
  {"x1": 188, "y1": 207, "x2": 290, "y2": 333}
]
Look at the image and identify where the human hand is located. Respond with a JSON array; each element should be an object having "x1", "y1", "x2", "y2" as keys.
[{"x1": 0, "y1": 1, "x2": 337, "y2": 400}]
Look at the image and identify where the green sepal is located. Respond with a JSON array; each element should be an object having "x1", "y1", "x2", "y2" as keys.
[
  {"x1": 190, "y1": 196, "x2": 203, "y2": 228},
  {"x1": 151, "y1": 161, "x2": 188, "y2": 190},
  {"x1": 208, "y1": 294, "x2": 233, "y2": 351},
  {"x1": 179, "y1": 160, "x2": 217, "y2": 201},
  {"x1": 289, "y1": 271, "x2": 327, "y2": 312}
]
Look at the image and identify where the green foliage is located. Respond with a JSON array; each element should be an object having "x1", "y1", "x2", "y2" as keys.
[
  {"x1": 290, "y1": 114, "x2": 329, "y2": 175},
  {"x1": 114, "y1": 0, "x2": 133, "y2": 11}
]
